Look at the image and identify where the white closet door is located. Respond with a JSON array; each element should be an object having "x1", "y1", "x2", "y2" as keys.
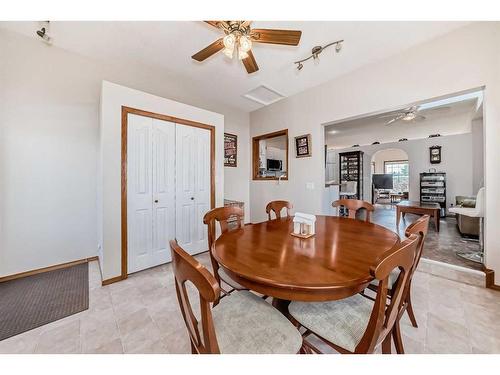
[
  {"x1": 151, "y1": 119, "x2": 176, "y2": 266},
  {"x1": 127, "y1": 114, "x2": 153, "y2": 273},
  {"x1": 175, "y1": 125, "x2": 211, "y2": 254}
]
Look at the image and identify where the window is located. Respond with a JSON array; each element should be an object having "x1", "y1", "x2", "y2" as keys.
[{"x1": 384, "y1": 160, "x2": 409, "y2": 193}]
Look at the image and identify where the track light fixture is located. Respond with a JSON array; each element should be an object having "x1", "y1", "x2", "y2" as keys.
[
  {"x1": 36, "y1": 21, "x2": 52, "y2": 44},
  {"x1": 294, "y1": 39, "x2": 343, "y2": 71}
]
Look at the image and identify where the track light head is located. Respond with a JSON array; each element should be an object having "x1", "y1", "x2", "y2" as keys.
[
  {"x1": 297, "y1": 62, "x2": 303, "y2": 71},
  {"x1": 36, "y1": 22, "x2": 52, "y2": 44},
  {"x1": 36, "y1": 27, "x2": 46, "y2": 38},
  {"x1": 335, "y1": 42, "x2": 342, "y2": 52}
]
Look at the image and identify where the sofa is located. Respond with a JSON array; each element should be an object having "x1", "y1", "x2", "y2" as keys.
[{"x1": 454, "y1": 195, "x2": 479, "y2": 236}]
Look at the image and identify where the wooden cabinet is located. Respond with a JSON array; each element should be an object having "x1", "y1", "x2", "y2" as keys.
[
  {"x1": 339, "y1": 151, "x2": 364, "y2": 199},
  {"x1": 420, "y1": 172, "x2": 446, "y2": 217}
]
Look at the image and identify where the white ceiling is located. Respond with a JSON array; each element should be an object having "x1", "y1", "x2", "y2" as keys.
[{"x1": 0, "y1": 21, "x2": 469, "y2": 112}]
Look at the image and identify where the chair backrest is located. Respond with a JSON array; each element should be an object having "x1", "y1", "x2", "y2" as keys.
[
  {"x1": 404, "y1": 215, "x2": 430, "y2": 274},
  {"x1": 203, "y1": 206, "x2": 244, "y2": 251},
  {"x1": 170, "y1": 240, "x2": 221, "y2": 354},
  {"x1": 203, "y1": 206, "x2": 244, "y2": 286},
  {"x1": 332, "y1": 199, "x2": 375, "y2": 222},
  {"x1": 266, "y1": 200, "x2": 293, "y2": 220},
  {"x1": 356, "y1": 234, "x2": 419, "y2": 353},
  {"x1": 475, "y1": 187, "x2": 485, "y2": 216},
  {"x1": 340, "y1": 181, "x2": 357, "y2": 194}
]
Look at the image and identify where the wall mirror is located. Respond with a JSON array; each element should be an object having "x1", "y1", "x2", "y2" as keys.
[{"x1": 252, "y1": 129, "x2": 288, "y2": 180}]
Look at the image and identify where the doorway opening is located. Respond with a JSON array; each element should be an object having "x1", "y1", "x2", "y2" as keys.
[{"x1": 371, "y1": 148, "x2": 409, "y2": 206}]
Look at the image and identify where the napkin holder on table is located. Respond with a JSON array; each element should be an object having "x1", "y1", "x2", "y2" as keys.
[{"x1": 291, "y1": 212, "x2": 316, "y2": 239}]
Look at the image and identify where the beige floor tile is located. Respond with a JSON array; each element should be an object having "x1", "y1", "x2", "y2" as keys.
[
  {"x1": 425, "y1": 313, "x2": 472, "y2": 353},
  {"x1": 35, "y1": 320, "x2": 81, "y2": 354},
  {"x1": 0, "y1": 328, "x2": 41, "y2": 354},
  {"x1": 2, "y1": 258, "x2": 500, "y2": 354}
]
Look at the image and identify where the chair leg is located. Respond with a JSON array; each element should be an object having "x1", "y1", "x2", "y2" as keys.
[
  {"x1": 406, "y1": 292, "x2": 418, "y2": 328},
  {"x1": 382, "y1": 333, "x2": 392, "y2": 354},
  {"x1": 392, "y1": 323, "x2": 405, "y2": 354}
]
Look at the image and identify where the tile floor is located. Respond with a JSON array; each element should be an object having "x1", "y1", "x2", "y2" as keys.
[{"x1": 0, "y1": 254, "x2": 499, "y2": 354}]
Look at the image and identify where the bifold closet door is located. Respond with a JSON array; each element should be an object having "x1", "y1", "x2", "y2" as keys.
[
  {"x1": 175, "y1": 124, "x2": 211, "y2": 255},
  {"x1": 127, "y1": 114, "x2": 175, "y2": 273}
]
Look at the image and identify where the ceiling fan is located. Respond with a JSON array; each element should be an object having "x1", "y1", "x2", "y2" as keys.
[
  {"x1": 381, "y1": 105, "x2": 450, "y2": 125},
  {"x1": 191, "y1": 21, "x2": 302, "y2": 74}
]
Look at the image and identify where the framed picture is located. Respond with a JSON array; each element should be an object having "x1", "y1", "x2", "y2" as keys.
[
  {"x1": 295, "y1": 134, "x2": 312, "y2": 158},
  {"x1": 429, "y1": 145, "x2": 442, "y2": 164},
  {"x1": 224, "y1": 133, "x2": 237, "y2": 167}
]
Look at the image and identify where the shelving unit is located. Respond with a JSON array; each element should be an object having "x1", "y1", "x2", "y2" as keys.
[
  {"x1": 339, "y1": 151, "x2": 364, "y2": 199},
  {"x1": 420, "y1": 172, "x2": 446, "y2": 217}
]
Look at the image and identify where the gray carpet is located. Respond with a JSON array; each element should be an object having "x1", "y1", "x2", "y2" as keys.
[{"x1": 0, "y1": 263, "x2": 89, "y2": 341}]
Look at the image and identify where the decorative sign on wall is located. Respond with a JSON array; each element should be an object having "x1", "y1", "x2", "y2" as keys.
[
  {"x1": 429, "y1": 145, "x2": 442, "y2": 164},
  {"x1": 224, "y1": 133, "x2": 238, "y2": 167},
  {"x1": 295, "y1": 134, "x2": 312, "y2": 158}
]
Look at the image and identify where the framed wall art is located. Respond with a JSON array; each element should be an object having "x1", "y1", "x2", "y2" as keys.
[
  {"x1": 224, "y1": 133, "x2": 238, "y2": 167},
  {"x1": 429, "y1": 145, "x2": 442, "y2": 164},
  {"x1": 295, "y1": 134, "x2": 312, "y2": 158}
]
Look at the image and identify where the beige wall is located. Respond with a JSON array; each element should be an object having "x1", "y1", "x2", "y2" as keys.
[
  {"x1": 0, "y1": 28, "x2": 250, "y2": 277},
  {"x1": 372, "y1": 149, "x2": 409, "y2": 174},
  {"x1": 250, "y1": 22, "x2": 500, "y2": 282}
]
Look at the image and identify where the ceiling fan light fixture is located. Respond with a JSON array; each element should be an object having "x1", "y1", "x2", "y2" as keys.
[
  {"x1": 238, "y1": 49, "x2": 249, "y2": 60},
  {"x1": 402, "y1": 112, "x2": 417, "y2": 121},
  {"x1": 223, "y1": 46, "x2": 234, "y2": 59},
  {"x1": 239, "y1": 35, "x2": 252, "y2": 53},
  {"x1": 223, "y1": 33, "x2": 236, "y2": 50}
]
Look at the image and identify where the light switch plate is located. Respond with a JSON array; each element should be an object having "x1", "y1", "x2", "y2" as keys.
[{"x1": 306, "y1": 182, "x2": 315, "y2": 190}]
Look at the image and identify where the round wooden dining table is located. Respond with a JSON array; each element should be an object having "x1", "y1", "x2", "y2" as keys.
[{"x1": 213, "y1": 216, "x2": 400, "y2": 305}]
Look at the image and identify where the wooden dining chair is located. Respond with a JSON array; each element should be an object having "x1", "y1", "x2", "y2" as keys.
[
  {"x1": 366, "y1": 215, "x2": 430, "y2": 353},
  {"x1": 266, "y1": 200, "x2": 293, "y2": 220},
  {"x1": 332, "y1": 199, "x2": 375, "y2": 222},
  {"x1": 203, "y1": 206, "x2": 246, "y2": 293},
  {"x1": 289, "y1": 234, "x2": 419, "y2": 354},
  {"x1": 169, "y1": 240, "x2": 303, "y2": 354}
]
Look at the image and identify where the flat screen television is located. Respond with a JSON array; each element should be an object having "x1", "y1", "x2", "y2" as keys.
[
  {"x1": 267, "y1": 159, "x2": 282, "y2": 171},
  {"x1": 372, "y1": 174, "x2": 394, "y2": 189}
]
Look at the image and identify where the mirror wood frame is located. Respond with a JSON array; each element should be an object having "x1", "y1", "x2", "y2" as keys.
[{"x1": 252, "y1": 129, "x2": 289, "y2": 181}]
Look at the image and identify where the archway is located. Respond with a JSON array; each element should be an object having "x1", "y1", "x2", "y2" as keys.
[{"x1": 370, "y1": 148, "x2": 409, "y2": 206}]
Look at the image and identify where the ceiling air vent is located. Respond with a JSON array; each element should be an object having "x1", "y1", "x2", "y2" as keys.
[{"x1": 242, "y1": 85, "x2": 285, "y2": 106}]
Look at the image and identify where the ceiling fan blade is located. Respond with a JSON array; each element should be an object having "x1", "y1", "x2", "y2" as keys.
[
  {"x1": 204, "y1": 21, "x2": 223, "y2": 28},
  {"x1": 251, "y1": 29, "x2": 302, "y2": 46},
  {"x1": 191, "y1": 38, "x2": 224, "y2": 62},
  {"x1": 242, "y1": 50, "x2": 259, "y2": 74},
  {"x1": 386, "y1": 114, "x2": 405, "y2": 125},
  {"x1": 422, "y1": 106, "x2": 451, "y2": 113},
  {"x1": 378, "y1": 112, "x2": 403, "y2": 119},
  {"x1": 414, "y1": 115, "x2": 426, "y2": 122}
]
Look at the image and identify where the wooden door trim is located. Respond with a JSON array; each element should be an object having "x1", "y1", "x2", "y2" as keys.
[{"x1": 120, "y1": 106, "x2": 216, "y2": 282}]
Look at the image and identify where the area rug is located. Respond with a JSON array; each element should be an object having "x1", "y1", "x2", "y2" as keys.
[{"x1": 0, "y1": 262, "x2": 89, "y2": 341}]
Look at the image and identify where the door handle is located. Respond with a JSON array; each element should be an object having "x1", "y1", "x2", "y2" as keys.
[
  {"x1": 190, "y1": 197, "x2": 195, "y2": 200},
  {"x1": 154, "y1": 199, "x2": 159, "y2": 203}
]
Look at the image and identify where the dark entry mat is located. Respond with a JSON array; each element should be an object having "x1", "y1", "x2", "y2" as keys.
[{"x1": 0, "y1": 263, "x2": 89, "y2": 341}]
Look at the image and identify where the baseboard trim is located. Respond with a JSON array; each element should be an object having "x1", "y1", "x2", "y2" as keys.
[
  {"x1": 0, "y1": 256, "x2": 98, "y2": 283},
  {"x1": 102, "y1": 275, "x2": 127, "y2": 286},
  {"x1": 484, "y1": 267, "x2": 500, "y2": 290}
]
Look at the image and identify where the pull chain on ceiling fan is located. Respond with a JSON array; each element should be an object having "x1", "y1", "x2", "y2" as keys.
[{"x1": 192, "y1": 21, "x2": 302, "y2": 74}]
